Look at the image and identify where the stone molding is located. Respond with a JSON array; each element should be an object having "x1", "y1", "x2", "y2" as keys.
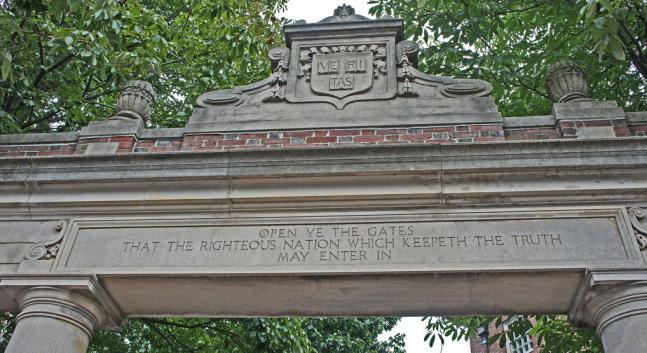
[{"x1": 15, "y1": 286, "x2": 105, "y2": 339}]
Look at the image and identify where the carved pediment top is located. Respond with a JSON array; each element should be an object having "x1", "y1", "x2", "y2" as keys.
[{"x1": 189, "y1": 5, "x2": 498, "y2": 132}]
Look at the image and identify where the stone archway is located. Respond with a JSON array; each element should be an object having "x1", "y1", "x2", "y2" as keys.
[{"x1": 1, "y1": 5, "x2": 647, "y2": 353}]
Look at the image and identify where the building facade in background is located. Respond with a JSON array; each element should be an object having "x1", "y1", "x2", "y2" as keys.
[{"x1": 470, "y1": 317, "x2": 540, "y2": 353}]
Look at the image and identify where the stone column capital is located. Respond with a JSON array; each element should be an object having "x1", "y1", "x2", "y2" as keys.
[
  {"x1": 569, "y1": 270, "x2": 647, "y2": 353},
  {"x1": 3, "y1": 282, "x2": 124, "y2": 353},
  {"x1": 0, "y1": 276, "x2": 125, "y2": 329},
  {"x1": 570, "y1": 270, "x2": 647, "y2": 331},
  {"x1": 15, "y1": 286, "x2": 106, "y2": 340}
]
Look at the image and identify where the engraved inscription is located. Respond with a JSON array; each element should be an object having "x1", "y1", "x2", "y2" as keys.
[
  {"x1": 317, "y1": 59, "x2": 339, "y2": 74},
  {"x1": 329, "y1": 75, "x2": 354, "y2": 90},
  {"x1": 58, "y1": 216, "x2": 632, "y2": 273},
  {"x1": 316, "y1": 57, "x2": 368, "y2": 90},
  {"x1": 311, "y1": 52, "x2": 373, "y2": 98}
]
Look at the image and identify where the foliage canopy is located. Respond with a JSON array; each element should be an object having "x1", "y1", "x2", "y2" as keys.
[
  {"x1": 1, "y1": 0, "x2": 286, "y2": 133},
  {"x1": 369, "y1": 0, "x2": 646, "y2": 117}
]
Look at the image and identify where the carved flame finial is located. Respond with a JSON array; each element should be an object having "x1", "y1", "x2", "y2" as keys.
[
  {"x1": 318, "y1": 4, "x2": 370, "y2": 23},
  {"x1": 334, "y1": 4, "x2": 355, "y2": 18}
]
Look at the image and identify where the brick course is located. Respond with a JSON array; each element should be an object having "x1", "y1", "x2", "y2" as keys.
[{"x1": 1, "y1": 121, "x2": 645, "y2": 157}]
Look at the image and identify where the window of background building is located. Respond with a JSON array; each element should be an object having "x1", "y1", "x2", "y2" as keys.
[{"x1": 504, "y1": 317, "x2": 534, "y2": 353}]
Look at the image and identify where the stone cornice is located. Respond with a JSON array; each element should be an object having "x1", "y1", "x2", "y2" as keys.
[
  {"x1": 0, "y1": 138, "x2": 646, "y2": 181},
  {"x1": 0, "y1": 139, "x2": 646, "y2": 216}
]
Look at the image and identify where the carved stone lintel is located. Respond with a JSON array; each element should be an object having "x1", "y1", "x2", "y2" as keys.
[
  {"x1": 24, "y1": 220, "x2": 66, "y2": 260},
  {"x1": 628, "y1": 207, "x2": 647, "y2": 251}
]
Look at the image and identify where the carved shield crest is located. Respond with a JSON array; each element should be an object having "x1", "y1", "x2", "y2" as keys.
[{"x1": 311, "y1": 52, "x2": 374, "y2": 99}]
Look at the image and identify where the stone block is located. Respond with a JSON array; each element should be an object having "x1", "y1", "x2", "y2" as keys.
[
  {"x1": 576, "y1": 126, "x2": 616, "y2": 139},
  {"x1": 83, "y1": 142, "x2": 119, "y2": 155}
]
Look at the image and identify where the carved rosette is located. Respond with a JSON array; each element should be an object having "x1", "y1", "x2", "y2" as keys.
[
  {"x1": 628, "y1": 207, "x2": 647, "y2": 251},
  {"x1": 263, "y1": 47, "x2": 290, "y2": 103},
  {"x1": 24, "y1": 220, "x2": 67, "y2": 260},
  {"x1": 112, "y1": 80, "x2": 156, "y2": 122}
]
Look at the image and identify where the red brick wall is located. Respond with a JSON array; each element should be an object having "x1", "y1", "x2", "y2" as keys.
[{"x1": 1, "y1": 121, "x2": 646, "y2": 158}]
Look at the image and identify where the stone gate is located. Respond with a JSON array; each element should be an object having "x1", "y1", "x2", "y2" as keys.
[{"x1": 1, "y1": 5, "x2": 647, "y2": 353}]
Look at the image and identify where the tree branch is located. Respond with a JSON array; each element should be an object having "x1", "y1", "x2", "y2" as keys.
[
  {"x1": 20, "y1": 109, "x2": 61, "y2": 129},
  {"x1": 36, "y1": 26, "x2": 45, "y2": 66},
  {"x1": 32, "y1": 53, "x2": 75, "y2": 89},
  {"x1": 618, "y1": 20, "x2": 647, "y2": 80},
  {"x1": 492, "y1": 1, "x2": 549, "y2": 17}
]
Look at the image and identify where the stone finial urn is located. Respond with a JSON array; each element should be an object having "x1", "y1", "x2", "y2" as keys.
[
  {"x1": 113, "y1": 80, "x2": 155, "y2": 122},
  {"x1": 545, "y1": 60, "x2": 590, "y2": 103}
]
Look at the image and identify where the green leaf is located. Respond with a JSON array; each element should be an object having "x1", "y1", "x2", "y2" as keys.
[
  {"x1": 598, "y1": 0, "x2": 612, "y2": 11},
  {"x1": 65, "y1": 36, "x2": 74, "y2": 45},
  {"x1": 1, "y1": 52, "x2": 11, "y2": 81},
  {"x1": 608, "y1": 39, "x2": 625, "y2": 60}
]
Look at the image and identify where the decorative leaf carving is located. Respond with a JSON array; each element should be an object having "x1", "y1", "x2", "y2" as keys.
[
  {"x1": 628, "y1": 207, "x2": 647, "y2": 251},
  {"x1": 24, "y1": 220, "x2": 67, "y2": 260}
]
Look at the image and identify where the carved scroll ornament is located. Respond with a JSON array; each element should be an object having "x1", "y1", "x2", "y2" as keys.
[
  {"x1": 395, "y1": 40, "x2": 493, "y2": 99},
  {"x1": 24, "y1": 220, "x2": 67, "y2": 260},
  {"x1": 199, "y1": 47, "x2": 290, "y2": 106},
  {"x1": 628, "y1": 207, "x2": 647, "y2": 251}
]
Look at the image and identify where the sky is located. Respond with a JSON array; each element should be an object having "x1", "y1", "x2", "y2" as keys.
[{"x1": 278, "y1": 1, "x2": 472, "y2": 353}]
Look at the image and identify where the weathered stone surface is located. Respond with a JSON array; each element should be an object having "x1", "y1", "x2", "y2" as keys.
[
  {"x1": 502, "y1": 115, "x2": 555, "y2": 128},
  {"x1": 0, "y1": 132, "x2": 79, "y2": 144},
  {"x1": 575, "y1": 126, "x2": 616, "y2": 139},
  {"x1": 83, "y1": 142, "x2": 119, "y2": 155},
  {"x1": 553, "y1": 100, "x2": 625, "y2": 121},
  {"x1": 79, "y1": 117, "x2": 143, "y2": 138},
  {"x1": 627, "y1": 111, "x2": 647, "y2": 124}
]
